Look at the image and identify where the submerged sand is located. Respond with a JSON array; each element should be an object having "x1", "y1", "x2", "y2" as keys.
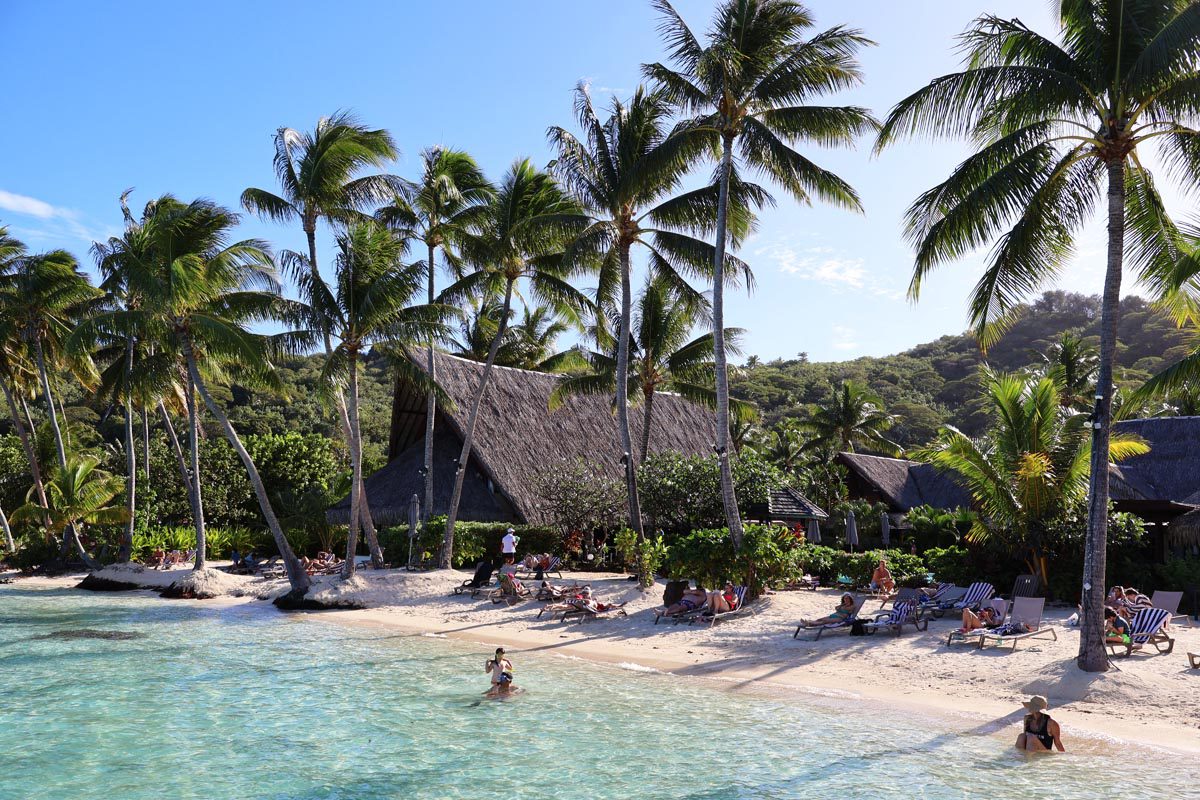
[{"x1": 17, "y1": 564, "x2": 1200, "y2": 754}]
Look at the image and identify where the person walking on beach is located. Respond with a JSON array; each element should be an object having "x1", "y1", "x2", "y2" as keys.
[
  {"x1": 1015, "y1": 695, "x2": 1064, "y2": 752},
  {"x1": 501, "y1": 527, "x2": 519, "y2": 561},
  {"x1": 484, "y1": 647, "x2": 515, "y2": 696}
]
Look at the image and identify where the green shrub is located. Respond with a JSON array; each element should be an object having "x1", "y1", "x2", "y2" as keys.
[
  {"x1": 131, "y1": 525, "x2": 271, "y2": 561},
  {"x1": 6, "y1": 535, "x2": 57, "y2": 572},
  {"x1": 390, "y1": 518, "x2": 564, "y2": 569},
  {"x1": 923, "y1": 546, "x2": 975, "y2": 586},
  {"x1": 639, "y1": 451, "x2": 783, "y2": 534},
  {"x1": 665, "y1": 524, "x2": 806, "y2": 595}
]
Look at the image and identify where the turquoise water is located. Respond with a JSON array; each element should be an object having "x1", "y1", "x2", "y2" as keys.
[{"x1": 0, "y1": 585, "x2": 1193, "y2": 800}]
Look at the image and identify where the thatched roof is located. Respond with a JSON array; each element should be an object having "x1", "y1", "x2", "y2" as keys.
[
  {"x1": 1111, "y1": 417, "x2": 1200, "y2": 545},
  {"x1": 751, "y1": 487, "x2": 828, "y2": 521},
  {"x1": 333, "y1": 350, "x2": 717, "y2": 526},
  {"x1": 837, "y1": 452, "x2": 973, "y2": 513}
]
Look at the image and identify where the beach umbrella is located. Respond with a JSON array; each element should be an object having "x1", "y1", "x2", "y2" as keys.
[
  {"x1": 880, "y1": 513, "x2": 891, "y2": 547},
  {"x1": 406, "y1": 494, "x2": 420, "y2": 570},
  {"x1": 807, "y1": 518, "x2": 821, "y2": 544},
  {"x1": 846, "y1": 510, "x2": 858, "y2": 551}
]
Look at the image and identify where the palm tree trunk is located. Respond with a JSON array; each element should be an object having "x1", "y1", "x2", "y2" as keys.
[
  {"x1": 712, "y1": 134, "x2": 744, "y2": 548},
  {"x1": 34, "y1": 338, "x2": 67, "y2": 469},
  {"x1": 0, "y1": 504, "x2": 14, "y2": 553},
  {"x1": 159, "y1": 401, "x2": 191, "y2": 490},
  {"x1": 186, "y1": 347, "x2": 310, "y2": 594},
  {"x1": 639, "y1": 388, "x2": 655, "y2": 466},
  {"x1": 184, "y1": 372, "x2": 207, "y2": 570},
  {"x1": 1078, "y1": 159, "x2": 1125, "y2": 673},
  {"x1": 308, "y1": 223, "x2": 384, "y2": 568},
  {"x1": 2, "y1": 378, "x2": 50, "y2": 533},
  {"x1": 119, "y1": 338, "x2": 136, "y2": 563},
  {"x1": 142, "y1": 406, "x2": 150, "y2": 482},
  {"x1": 442, "y1": 279, "x2": 513, "y2": 568},
  {"x1": 615, "y1": 241, "x2": 645, "y2": 541},
  {"x1": 342, "y1": 353, "x2": 365, "y2": 579},
  {"x1": 422, "y1": 241, "x2": 438, "y2": 544}
]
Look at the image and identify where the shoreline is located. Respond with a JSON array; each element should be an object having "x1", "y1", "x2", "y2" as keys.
[{"x1": 14, "y1": 568, "x2": 1200, "y2": 756}]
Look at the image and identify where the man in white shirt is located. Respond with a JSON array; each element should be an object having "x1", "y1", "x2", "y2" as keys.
[{"x1": 501, "y1": 527, "x2": 519, "y2": 559}]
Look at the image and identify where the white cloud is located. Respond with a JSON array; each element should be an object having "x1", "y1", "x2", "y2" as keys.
[
  {"x1": 0, "y1": 189, "x2": 61, "y2": 219},
  {"x1": 831, "y1": 324, "x2": 858, "y2": 351},
  {"x1": 757, "y1": 242, "x2": 867, "y2": 289}
]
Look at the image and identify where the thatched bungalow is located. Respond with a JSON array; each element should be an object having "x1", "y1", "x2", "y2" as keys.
[
  {"x1": 836, "y1": 452, "x2": 973, "y2": 514},
  {"x1": 328, "y1": 351, "x2": 716, "y2": 526},
  {"x1": 748, "y1": 487, "x2": 828, "y2": 525}
]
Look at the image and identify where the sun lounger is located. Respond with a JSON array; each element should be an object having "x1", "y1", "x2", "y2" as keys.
[
  {"x1": 789, "y1": 575, "x2": 820, "y2": 591},
  {"x1": 654, "y1": 593, "x2": 708, "y2": 625},
  {"x1": 553, "y1": 598, "x2": 629, "y2": 623},
  {"x1": 1149, "y1": 590, "x2": 1191, "y2": 628},
  {"x1": 516, "y1": 555, "x2": 563, "y2": 581},
  {"x1": 878, "y1": 586, "x2": 919, "y2": 610},
  {"x1": 865, "y1": 599, "x2": 927, "y2": 636},
  {"x1": 1108, "y1": 607, "x2": 1174, "y2": 657},
  {"x1": 692, "y1": 586, "x2": 751, "y2": 626},
  {"x1": 455, "y1": 561, "x2": 495, "y2": 596},
  {"x1": 946, "y1": 597, "x2": 1009, "y2": 645},
  {"x1": 489, "y1": 573, "x2": 532, "y2": 606},
  {"x1": 931, "y1": 582, "x2": 994, "y2": 618},
  {"x1": 1188, "y1": 651, "x2": 1199, "y2": 669},
  {"x1": 977, "y1": 597, "x2": 1057, "y2": 650},
  {"x1": 1010, "y1": 574, "x2": 1040, "y2": 599},
  {"x1": 917, "y1": 584, "x2": 962, "y2": 616},
  {"x1": 794, "y1": 595, "x2": 868, "y2": 640}
]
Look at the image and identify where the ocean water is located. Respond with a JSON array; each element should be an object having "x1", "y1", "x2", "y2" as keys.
[{"x1": 0, "y1": 585, "x2": 1192, "y2": 800}]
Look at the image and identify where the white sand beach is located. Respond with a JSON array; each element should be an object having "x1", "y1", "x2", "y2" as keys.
[{"x1": 23, "y1": 565, "x2": 1200, "y2": 754}]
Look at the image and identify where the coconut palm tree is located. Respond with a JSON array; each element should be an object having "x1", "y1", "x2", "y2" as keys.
[
  {"x1": 756, "y1": 419, "x2": 807, "y2": 475},
  {"x1": 11, "y1": 454, "x2": 129, "y2": 552},
  {"x1": 804, "y1": 380, "x2": 898, "y2": 455},
  {"x1": 437, "y1": 160, "x2": 590, "y2": 566},
  {"x1": 241, "y1": 112, "x2": 399, "y2": 548},
  {"x1": 874, "y1": 1, "x2": 1200, "y2": 671},
  {"x1": 644, "y1": 0, "x2": 876, "y2": 546},
  {"x1": 285, "y1": 220, "x2": 449, "y2": 577},
  {"x1": 550, "y1": 277, "x2": 750, "y2": 464},
  {"x1": 376, "y1": 147, "x2": 493, "y2": 538},
  {"x1": 548, "y1": 83, "x2": 753, "y2": 540},
  {"x1": 1039, "y1": 333, "x2": 1099, "y2": 410},
  {"x1": 914, "y1": 371, "x2": 1148, "y2": 592}
]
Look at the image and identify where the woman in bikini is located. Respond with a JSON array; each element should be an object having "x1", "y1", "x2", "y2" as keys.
[
  {"x1": 801, "y1": 593, "x2": 857, "y2": 627},
  {"x1": 706, "y1": 582, "x2": 739, "y2": 614},
  {"x1": 1015, "y1": 695, "x2": 1065, "y2": 752}
]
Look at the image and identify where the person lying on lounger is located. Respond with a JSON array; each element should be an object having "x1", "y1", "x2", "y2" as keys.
[
  {"x1": 870, "y1": 560, "x2": 895, "y2": 594},
  {"x1": 958, "y1": 604, "x2": 1002, "y2": 634},
  {"x1": 1015, "y1": 695, "x2": 1064, "y2": 752},
  {"x1": 661, "y1": 586, "x2": 708, "y2": 616},
  {"x1": 706, "y1": 582, "x2": 739, "y2": 614},
  {"x1": 800, "y1": 593, "x2": 857, "y2": 627},
  {"x1": 569, "y1": 586, "x2": 626, "y2": 613}
]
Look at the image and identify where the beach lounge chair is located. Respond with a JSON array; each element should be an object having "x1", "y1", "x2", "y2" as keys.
[
  {"x1": 946, "y1": 597, "x2": 1009, "y2": 646},
  {"x1": 916, "y1": 583, "x2": 960, "y2": 611},
  {"x1": 977, "y1": 597, "x2": 1057, "y2": 650},
  {"x1": 489, "y1": 573, "x2": 532, "y2": 606},
  {"x1": 1108, "y1": 607, "x2": 1174, "y2": 657},
  {"x1": 554, "y1": 598, "x2": 629, "y2": 623},
  {"x1": 1149, "y1": 590, "x2": 1190, "y2": 628},
  {"x1": 878, "y1": 587, "x2": 919, "y2": 610},
  {"x1": 1189, "y1": 651, "x2": 1199, "y2": 669},
  {"x1": 791, "y1": 574, "x2": 820, "y2": 591},
  {"x1": 793, "y1": 595, "x2": 868, "y2": 640},
  {"x1": 692, "y1": 586, "x2": 751, "y2": 626},
  {"x1": 516, "y1": 555, "x2": 563, "y2": 581},
  {"x1": 455, "y1": 561, "x2": 495, "y2": 596},
  {"x1": 1010, "y1": 574, "x2": 1040, "y2": 599},
  {"x1": 865, "y1": 599, "x2": 927, "y2": 636},
  {"x1": 931, "y1": 582, "x2": 994, "y2": 618}
]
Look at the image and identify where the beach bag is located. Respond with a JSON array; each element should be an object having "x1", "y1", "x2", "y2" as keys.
[{"x1": 850, "y1": 619, "x2": 867, "y2": 636}]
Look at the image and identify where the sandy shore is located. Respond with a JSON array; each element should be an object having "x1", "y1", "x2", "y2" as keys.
[{"x1": 16, "y1": 565, "x2": 1200, "y2": 754}]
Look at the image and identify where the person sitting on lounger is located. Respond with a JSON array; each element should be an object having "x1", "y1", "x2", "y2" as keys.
[
  {"x1": 568, "y1": 586, "x2": 626, "y2": 614},
  {"x1": 662, "y1": 585, "x2": 708, "y2": 616},
  {"x1": 1104, "y1": 607, "x2": 1131, "y2": 647},
  {"x1": 149, "y1": 548, "x2": 166, "y2": 569},
  {"x1": 499, "y1": 556, "x2": 518, "y2": 577},
  {"x1": 1122, "y1": 588, "x2": 1152, "y2": 615},
  {"x1": 958, "y1": 603, "x2": 1002, "y2": 634},
  {"x1": 1015, "y1": 695, "x2": 1064, "y2": 752},
  {"x1": 870, "y1": 560, "x2": 895, "y2": 594},
  {"x1": 801, "y1": 593, "x2": 857, "y2": 627},
  {"x1": 706, "y1": 582, "x2": 739, "y2": 614}
]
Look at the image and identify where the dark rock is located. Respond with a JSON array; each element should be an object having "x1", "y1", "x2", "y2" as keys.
[
  {"x1": 272, "y1": 589, "x2": 363, "y2": 611},
  {"x1": 76, "y1": 574, "x2": 142, "y2": 592},
  {"x1": 34, "y1": 629, "x2": 146, "y2": 641}
]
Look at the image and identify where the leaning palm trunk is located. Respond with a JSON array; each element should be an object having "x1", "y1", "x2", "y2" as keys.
[
  {"x1": 0, "y1": 505, "x2": 14, "y2": 552},
  {"x1": 183, "y1": 375, "x2": 208, "y2": 570},
  {"x1": 142, "y1": 406, "x2": 150, "y2": 482},
  {"x1": 422, "y1": 242, "x2": 438, "y2": 542},
  {"x1": 186, "y1": 349, "x2": 310, "y2": 594},
  {"x1": 159, "y1": 401, "x2": 192, "y2": 491},
  {"x1": 712, "y1": 135, "x2": 744, "y2": 547},
  {"x1": 616, "y1": 244, "x2": 645, "y2": 540},
  {"x1": 1078, "y1": 160, "x2": 1125, "y2": 673},
  {"x1": 342, "y1": 356, "x2": 365, "y2": 579},
  {"x1": 119, "y1": 338, "x2": 136, "y2": 563},
  {"x1": 442, "y1": 280, "x2": 513, "y2": 567},
  {"x1": 2, "y1": 379, "x2": 51, "y2": 533},
  {"x1": 35, "y1": 338, "x2": 91, "y2": 563}
]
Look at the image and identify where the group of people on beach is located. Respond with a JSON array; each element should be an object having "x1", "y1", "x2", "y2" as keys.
[
  {"x1": 1102, "y1": 585, "x2": 1154, "y2": 647},
  {"x1": 661, "y1": 582, "x2": 741, "y2": 617}
]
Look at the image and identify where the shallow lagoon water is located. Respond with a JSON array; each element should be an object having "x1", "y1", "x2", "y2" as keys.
[{"x1": 0, "y1": 585, "x2": 1192, "y2": 800}]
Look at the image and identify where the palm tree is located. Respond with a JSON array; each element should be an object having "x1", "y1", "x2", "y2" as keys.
[
  {"x1": 377, "y1": 147, "x2": 493, "y2": 539},
  {"x1": 507, "y1": 304, "x2": 578, "y2": 371},
  {"x1": 804, "y1": 380, "x2": 898, "y2": 455},
  {"x1": 551, "y1": 277, "x2": 749, "y2": 464},
  {"x1": 438, "y1": 160, "x2": 589, "y2": 566},
  {"x1": 644, "y1": 0, "x2": 876, "y2": 546},
  {"x1": 11, "y1": 454, "x2": 129, "y2": 552},
  {"x1": 286, "y1": 221, "x2": 448, "y2": 578},
  {"x1": 1038, "y1": 333, "x2": 1098, "y2": 410},
  {"x1": 757, "y1": 419, "x2": 807, "y2": 475},
  {"x1": 874, "y1": 2, "x2": 1200, "y2": 671},
  {"x1": 241, "y1": 112, "x2": 399, "y2": 548},
  {"x1": 548, "y1": 83, "x2": 748, "y2": 540},
  {"x1": 915, "y1": 371, "x2": 1148, "y2": 592}
]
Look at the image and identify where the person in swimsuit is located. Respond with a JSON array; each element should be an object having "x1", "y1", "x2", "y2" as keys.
[
  {"x1": 662, "y1": 586, "x2": 708, "y2": 616},
  {"x1": 1015, "y1": 695, "x2": 1064, "y2": 752},
  {"x1": 869, "y1": 560, "x2": 895, "y2": 594},
  {"x1": 484, "y1": 647, "x2": 516, "y2": 696},
  {"x1": 801, "y1": 593, "x2": 857, "y2": 626},
  {"x1": 706, "y1": 582, "x2": 739, "y2": 614}
]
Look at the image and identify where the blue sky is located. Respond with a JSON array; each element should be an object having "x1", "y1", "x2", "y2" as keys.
[{"x1": 0, "y1": 1, "x2": 1161, "y2": 362}]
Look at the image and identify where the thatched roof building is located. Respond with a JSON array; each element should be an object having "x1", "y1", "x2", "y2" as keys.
[
  {"x1": 329, "y1": 351, "x2": 716, "y2": 526},
  {"x1": 748, "y1": 487, "x2": 828, "y2": 523},
  {"x1": 836, "y1": 452, "x2": 973, "y2": 513}
]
